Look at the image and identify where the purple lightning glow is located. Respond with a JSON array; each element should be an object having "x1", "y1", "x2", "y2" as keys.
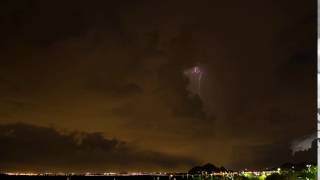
[{"x1": 184, "y1": 66, "x2": 203, "y2": 96}]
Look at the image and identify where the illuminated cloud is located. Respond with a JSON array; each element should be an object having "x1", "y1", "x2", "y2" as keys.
[
  {"x1": 183, "y1": 66, "x2": 203, "y2": 96},
  {"x1": 290, "y1": 133, "x2": 317, "y2": 155}
]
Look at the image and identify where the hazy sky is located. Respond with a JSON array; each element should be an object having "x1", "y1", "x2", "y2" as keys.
[{"x1": 0, "y1": 0, "x2": 316, "y2": 172}]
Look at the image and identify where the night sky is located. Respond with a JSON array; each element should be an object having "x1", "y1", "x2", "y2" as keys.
[{"x1": 0, "y1": 0, "x2": 316, "y2": 172}]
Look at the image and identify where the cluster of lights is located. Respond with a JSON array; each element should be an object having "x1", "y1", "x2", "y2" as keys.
[
  {"x1": 2, "y1": 172, "x2": 171, "y2": 176},
  {"x1": 2, "y1": 165, "x2": 316, "y2": 178},
  {"x1": 5, "y1": 172, "x2": 39, "y2": 176}
]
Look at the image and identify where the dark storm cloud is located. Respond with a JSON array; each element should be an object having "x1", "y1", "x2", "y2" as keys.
[
  {"x1": 0, "y1": 123, "x2": 198, "y2": 172},
  {"x1": 199, "y1": 0, "x2": 315, "y2": 139},
  {"x1": 0, "y1": 0, "x2": 315, "y2": 170},
  {"x1": 89, "y1": 81, "x2": 143, "y2": 98},
  {"x1": 0, "y1": 0, "x2": 140, "y2": 47},
  {"x1": 0, "y1": 76, "x2": 31, "y2": 118},
  {"x1": 231, "y1": 140, "x2": 316, "y2": 170},
  {"x1": 171, "y1": 94, "x2": 206, "y2": 119},
  {"x1": 231, "y1": 143, "x2": 291, "y2": 169}
]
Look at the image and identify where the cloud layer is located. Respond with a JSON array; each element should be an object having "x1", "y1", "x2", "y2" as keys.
[{"x1": 0, "y1": 123, "x2": 198, "y2": 172}]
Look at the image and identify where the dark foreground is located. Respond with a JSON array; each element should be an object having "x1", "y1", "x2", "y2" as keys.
[
  {"x1": 0, "y1": 176, "x2": 183, "y2": 180},
  {"x1": 0, "y1": 165, "x2": 317, "y2": 180},
  {"x1": 0, "y1": 174, "x2": 317, "y2": 180}
]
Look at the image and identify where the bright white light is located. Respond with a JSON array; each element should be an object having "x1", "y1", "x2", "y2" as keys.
[
  {"x1": 193, "y1": 67, "x2": 201, "y2": 74},
  {"x1": 318, "y1": 39, "x2": 320, "y2": 61}
]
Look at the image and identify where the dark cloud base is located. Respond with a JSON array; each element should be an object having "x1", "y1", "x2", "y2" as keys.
[{"x1": 0, "y1": 123, "x2": 198, "y2": 172}]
